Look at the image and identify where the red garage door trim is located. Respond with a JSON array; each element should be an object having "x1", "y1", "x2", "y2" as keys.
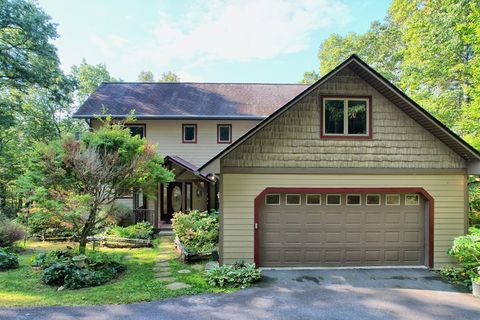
[{"x1": 254, "y1": 187, "x2": 434, "y2": 268}]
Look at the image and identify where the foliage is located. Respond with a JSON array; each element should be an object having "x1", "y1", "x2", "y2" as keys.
[
  {"x1": 0, "y1": 248, "x2": 19, "y2": 271},
  {"x1": 0, "y1": 218, "x2": 26, "y2": 247},
  {"x1": 137, "y1": 71, "x2": 154, "y2": 82},
  {"x1": 17, "y1": 205, "x2": 74, "y2": 239},
  {"x1": 103, "y1": 222, "x2": 155, "y2": 240},
  {"x1": 206, "y1": 260, "x2": 261, "y2": 288},
  {"x1": 159, "y1": 71, "x2": 180, "y2": 82},
  {"x1": 17, "y1": 121, "x2": 174, "y2": 253},
  {"x1": 33, "y1": 249, "x2": 125, "y2": 289},
  {"x1": 469, "y1": 177, "x2": 480, "y2": 227},
  {"x1": 304, "y1": 0, "x2": 480, "y2": 148},
  {"x1": 172, "y1": 210, "x2": 219, "y2": 253}
]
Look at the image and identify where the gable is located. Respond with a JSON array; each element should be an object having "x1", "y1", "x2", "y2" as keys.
[{"x1": 221, "y1": 67, "x2": 467, "y2": 170}]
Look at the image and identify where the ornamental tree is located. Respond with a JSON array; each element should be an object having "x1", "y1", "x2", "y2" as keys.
[{"x1": 17, "y1": 120, "x2": 174, "y2": 253}]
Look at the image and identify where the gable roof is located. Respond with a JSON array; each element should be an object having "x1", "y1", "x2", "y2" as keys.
[
  {"x1": 164, "y1": 155, "x2": 210, "y2": 182},
  {"x1": 200, "y1": 54, "x2": 480, "y2": 171},
  {"x1": 73, "y1": 82, "x2": 308, "y2": 120}
]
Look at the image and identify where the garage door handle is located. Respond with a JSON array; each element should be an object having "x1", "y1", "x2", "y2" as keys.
[{"x1": 254, "y1": 223, "x2": 258, "y2": 230}]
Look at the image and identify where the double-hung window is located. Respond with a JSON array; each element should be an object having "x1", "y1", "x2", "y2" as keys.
[{"x1": 322, "y1": 97, "x2": 370, "y2": 138}]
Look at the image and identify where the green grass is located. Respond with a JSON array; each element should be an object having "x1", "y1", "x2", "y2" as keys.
[{"x1": 0, "y1": 237, "x2": 233, "y2": 307}]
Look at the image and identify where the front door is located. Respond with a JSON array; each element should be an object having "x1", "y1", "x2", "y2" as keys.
[{"x1": 166, "y1": 182, "x2": 183, "y2": 222}]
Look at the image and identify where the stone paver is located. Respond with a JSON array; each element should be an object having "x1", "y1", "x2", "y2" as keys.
[
  {"x1": 165, "y1": 282, "x2": 191, "y2": 290},
  {"x1": 155, "y1": 262, "x2": 169, "y2": 267},
  {"x1": 156, "y1": 277, "x2": 176, "y2": 282},
  {"x1": 205, "y1": 261, "x2": 219, "y2": 271},
  {"x1": 177, "y1": 269, "x2": 191, "y2": 274},
  {"x1": 155, "y1": 271, "x2": 172, "y2": 277},
  {"x1": 191, "y1": 264, "x2": 204, "y2": 271}
]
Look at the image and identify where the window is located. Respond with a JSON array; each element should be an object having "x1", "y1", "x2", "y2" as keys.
[
  {"x1": 326, "y1": 194, "x2": 341, "y2": 205},
  {"x1": 265, "y1": 194, "x2": 280, "y2": 205},
  {"x1": 346, "y1": 194, "x2": 361, "y2": 205},
  {"x1": 405, "y1": 194, "x2": 420, "y2": 206},
  {"x1": 217, "y1": 124, "x2": 232, "y2": 143},
  {"x1": 322, "y1": 97, "x2": 370, "y2": 137},
  {"x1": 306, "y1": 194, "x2": 321, "y2": 205},
  {"x1": 366, "y1": 194, "x2": 381, "y2": 205},
  {"x1": 386, "y1": 194, "x2": 400, "y2": 205},
  {"x1": 182, "y1": 124, "x2": 197, "y2": 143},
  {"x1": 286, "y1": 194, "x2": 301, "y2": 205},
  {"x1": 126, "y1": 124, "x2": 145, "y2": 138}
]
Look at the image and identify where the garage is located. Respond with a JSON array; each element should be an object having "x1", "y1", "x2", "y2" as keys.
[{"x1": 258, "y1": 191, "x2": 427, "y2": 267}]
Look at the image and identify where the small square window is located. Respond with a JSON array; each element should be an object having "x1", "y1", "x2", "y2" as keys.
[
  {"x1": 346, "y1": 194, "x2": 361, "y2": 205},
  {"x1": 306, "y1": 194, "x2": 321, "y2": 205},
  {"x1": 265, "y1": 194, "x2": 280, "y2": 205},
  {"x1": 286, "y1": 194, "x2": 301, "y2": 205},
  {"x1": 217, "y1": 124, "x2": 232, "y2": 143},
  {"x1": 405, "y1": 194, "x2": 420, "y2": 206},
  {"x1": 386, "y1": 194, "x2": 400, "y2": 206},
  {"x1": 366, "y1": 194, "x2": 381, "y2": 205},
  {"x1": 326, "y1": 194, "x2": 341, "y2": 205},
  {"x1": 183, "y1": 124, "x2": 197, "y2": 143}
]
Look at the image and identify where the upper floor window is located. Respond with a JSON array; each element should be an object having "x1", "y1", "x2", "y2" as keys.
[
  {"x1": 217, "y1": 124, "x2": 232, "y2": 144},
  {"x1": 182, "y1": 124, "x2": 197, "y2": 143},
  {"x1": 126, "y1": 124, "x2": 145, "y2": 139},
  {"x1": 321, "y1": 97, "x2": 371, "y2": 138}
]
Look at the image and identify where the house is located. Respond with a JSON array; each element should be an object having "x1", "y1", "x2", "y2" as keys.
[{"x1": 74, "y1": 55, "x2": 480, "y2": 269}]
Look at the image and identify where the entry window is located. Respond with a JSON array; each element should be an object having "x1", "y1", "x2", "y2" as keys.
[
  {"x1": 346, "y1": 194, "x2": 361, "y2": 205},
  {"x1": 126, "y1": 125, "x2": 145, "y2": 138},
  {"x1": 286, "y1": 194, "x2": 301, "y2": 205},
  {"x1": 185, "y1": 183, "x2": 192, "y2": 211},
  {"x1": 265, "y1": 194, "x2": 280, "y2": 205},
  {"x1": 306, "y1": 194, "x2": 321, "y2": 205},
  {"x1": 217, "y1": 124, "x2": 232, "y2": 144},
  {"x1": 182, "y1": 124, "x2": 197, "y2": 143},
  {"x1": 366, "y1": 194, "x2": 381, "y2": 205},
  {"x1": 326, "y1": 194, "x2": 341, "y2": 205},
  {"x1": 405, "y1": 194, "x2": 420, "y2": 206},
  {"x1": 386, "y1": 194, "x2": 400, "y2": 206},
  {"x1": 322, "y1": 97, "x2": 369, "y2": 137}
]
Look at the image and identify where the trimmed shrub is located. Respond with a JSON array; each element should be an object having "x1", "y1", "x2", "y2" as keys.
[
  {"x1": 0, "y1": 248, "x2": 19, "y2": 271},
  {"x1": 103, "y1": 221, "x2": 154, "y2": 240},
  {"x1": 172, "y1": 210, "x2": 219, "y2": 253},
  {"x1": 0, "y1": 219, "x2": 26, "y2": 247},
  {"x1": 206, "y1": 260, "x2": 261, "y2": 288}
]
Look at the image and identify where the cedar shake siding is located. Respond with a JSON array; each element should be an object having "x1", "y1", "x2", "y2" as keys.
[{"x1": 221, "y1": 67, "x2": 466, "y2": 170}]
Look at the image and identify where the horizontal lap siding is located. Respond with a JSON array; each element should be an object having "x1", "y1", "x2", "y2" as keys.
[{"x1": 221, "y1": 173, "x2": 466, "y2": 268}]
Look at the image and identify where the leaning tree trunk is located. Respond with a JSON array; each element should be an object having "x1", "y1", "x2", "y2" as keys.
[{"x1": 78, "y1": 205, "x2": 98, "y2": 254}]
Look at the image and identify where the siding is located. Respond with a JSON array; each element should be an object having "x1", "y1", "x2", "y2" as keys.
[
  {"x1": 221, "y1": 173, "x2": 466, "y2": 269},
  {"x1": 92, "y1": 119, "x2": 260, "y2": 167},
  {"x1": 221, "y1": 67, "x2": 466, "y2": 169}
]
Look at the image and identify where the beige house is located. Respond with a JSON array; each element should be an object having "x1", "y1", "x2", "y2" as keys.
[{"x1": 75, "y1": 55, "x2": 480, "y2": 269}]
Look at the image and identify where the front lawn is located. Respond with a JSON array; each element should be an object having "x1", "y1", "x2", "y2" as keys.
[{"x1": 0, "y1": 237, "x2": 231, "y2": 307}]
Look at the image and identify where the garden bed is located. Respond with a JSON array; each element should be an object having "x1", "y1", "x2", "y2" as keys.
[
  {"x1": 88, "y1": 236, "x2": 153, "y2": 248},
  {"x1": 174, "y1": 236, "x2": 217, "y2": 262}
]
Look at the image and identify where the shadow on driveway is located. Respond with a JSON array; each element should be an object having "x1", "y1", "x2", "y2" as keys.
[{"x1": 1, "y1": 268, "x2": 479, "y2": 320}]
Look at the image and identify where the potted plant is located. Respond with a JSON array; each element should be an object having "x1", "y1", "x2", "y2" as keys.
[
  {"x1": 72, "y1": 254, "x2": 87, "y2": 268},
  {"x1": 472, "y1": 276, "x2": 480, "y2": 297}
]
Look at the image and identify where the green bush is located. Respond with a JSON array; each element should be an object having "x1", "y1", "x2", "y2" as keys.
[
  {"x1": 17, "y1": 206, "x2": 74, "y2": 239},
  {"x1": 172, "y1": 210, "x2": 219, "y2": 253},
  {"x1": 206, "y1": 260, "x2": 261, "y2": 288},
  {"x1": 0, "y1": 219, "x2": 26, "y2": 247},
  {"x1": 0, "y1": 248, "x2": 19, "y2": 271},
  {"x1": 103, "y1": 221, "x2": 154, "y2": 240},
  {"x1": 33, "y1": 250, "x2": 126, "y2": 289}
]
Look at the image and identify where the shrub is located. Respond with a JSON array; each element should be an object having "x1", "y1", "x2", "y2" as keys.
[
  {"x1": 17, "y1": 206, "x2": 74, "y2": 239},
  {"x1": 33, "y1": 249, "x2": 125, "y2": 289},
  {"x1": 206, "y1": 260, "x2": 261, "y2": 288},
  {"x1": 0, "y1": 248, "x2": 19, "y2": 271},
  {"x1": 103, "y1": 221, "x2": 154, "y2": 240},
  {"x1": 172, "y1": 210, "x2": 219, "y2": 253},
  {"x1": 0, "y1": 219, "x2": 26, "y2": 247}
]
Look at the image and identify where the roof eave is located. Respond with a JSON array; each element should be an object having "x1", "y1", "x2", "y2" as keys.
[{"x1": 72, "y1": 114, "x2": 268, "y2": 120}]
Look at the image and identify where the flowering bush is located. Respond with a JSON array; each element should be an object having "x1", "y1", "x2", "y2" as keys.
[{"x1": 172, "y1": 210, "x2": 218, "y2": 253}]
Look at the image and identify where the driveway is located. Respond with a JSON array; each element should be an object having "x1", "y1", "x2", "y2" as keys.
[{"x1": 1, "y1": 268, "x2": 479, "y2": 320}]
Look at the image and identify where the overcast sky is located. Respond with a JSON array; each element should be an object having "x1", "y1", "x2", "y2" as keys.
[{"x1": 38, "y1": 0, "x2": 390, "y2": 83}]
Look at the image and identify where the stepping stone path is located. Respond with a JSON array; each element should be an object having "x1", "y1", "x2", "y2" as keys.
[
  {"x1": 177, "y1": 269, "x2": 191, "y2": 274},
  {"x1": 166, "y1": 282, "x2": 192, "y2": 290}
]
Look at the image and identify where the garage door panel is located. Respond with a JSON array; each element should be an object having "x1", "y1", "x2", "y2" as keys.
[{"x1": 259, "y1": 192, "x2": 426, "y2": 267}]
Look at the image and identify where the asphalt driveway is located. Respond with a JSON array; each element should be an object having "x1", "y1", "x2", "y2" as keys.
[{"x1": 1, "y1": 268, "x2": 479, "y2": 320}]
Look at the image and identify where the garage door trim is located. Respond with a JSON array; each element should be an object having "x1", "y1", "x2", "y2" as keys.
[{"x1": 254, "y1": 187, "x2": 434, "y2": 268}]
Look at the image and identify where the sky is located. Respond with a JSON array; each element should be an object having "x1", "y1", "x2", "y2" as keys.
[{"x1": 38, "y1": 0, "x2": 391, "y2": 83}]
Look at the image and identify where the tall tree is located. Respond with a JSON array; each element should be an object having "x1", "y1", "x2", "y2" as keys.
[
  {"x1": 158, "y1": 71, "x2": 180, "y2": 82},
  {"x1": 137, "y1": 70, "x2": 154, "y2": 82}
]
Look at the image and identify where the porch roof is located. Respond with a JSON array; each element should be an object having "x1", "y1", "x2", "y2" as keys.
[{"x1": 164, "y1": 155, "x2": 211, "y2": 182}]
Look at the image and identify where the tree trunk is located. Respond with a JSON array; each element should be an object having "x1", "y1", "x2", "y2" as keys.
[
  {"x1": 78, "y1": 205, "x2": 98, "y2": 254},
  {"x1": 79, "y1": 236, "x2": 87, "y2": 254}
]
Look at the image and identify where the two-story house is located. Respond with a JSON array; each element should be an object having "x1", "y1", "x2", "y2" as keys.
[{"x1": 74, "y1": 55, "x2": 480, "y2": 269}]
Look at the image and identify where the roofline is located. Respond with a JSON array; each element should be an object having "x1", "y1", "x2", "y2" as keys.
[
  {"x1": 98, "y1": 81, "x2": 310, "y2": 86},
  {"x1": 72, "y1": 114, "x2": 268, "y2": 120},
  {"x1": 164, "y1": 155, "x2": 211, "y2": 182},
  {"x1": 199, "y1": 54, "x2": 480, "y2": 171}
]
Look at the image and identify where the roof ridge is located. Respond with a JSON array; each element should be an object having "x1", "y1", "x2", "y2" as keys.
[{"x1": 100, "y1": 82, "x2": 309, "y2": 85}]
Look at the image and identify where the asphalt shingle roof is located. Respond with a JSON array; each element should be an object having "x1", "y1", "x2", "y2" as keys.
[{"x1": 73, "y1": 82, "x2": 309, "y2": 119}]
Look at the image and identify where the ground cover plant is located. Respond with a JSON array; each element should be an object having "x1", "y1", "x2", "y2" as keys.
[
  {"x1": 206, "y1": 260, "x2": 262, "y2": 288},
  {"x1": 172, "y1": 210, "x2": 219, "y2": 253},
  {"x1": 0, "y1": 248, "x2": 19, "y2": 271}
]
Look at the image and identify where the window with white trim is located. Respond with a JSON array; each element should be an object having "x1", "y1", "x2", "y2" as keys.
[
  {"x1": 405, "y1": 194, "x2": 420, "y2": 206},
  {"x1": 386, "y1": 194, "x2": 400, "y2": 205},
  {"x1": 306, "y1": 194, "x2": 321, "y2": 205},
  {"x1": 326, "y1": 194, "x2": 341, "y2": 205},
  {"x1": 366, "y1": 194, "x2": 381, "y2": 205},
  {"x1": 323, "y1": 97, "x2": 369, "y2": 136},
  {"x1": 217, "y1": 124, "x2": 232, "y2": 143},
  {"x1": 286, "y1": 194, "x2": 301, "y2": 205},
  {"x1": 265, "y1": 194, "x2": 280, "y2": 205},
  {"x1": 346, "y1": 194, "x2": 361, "y2": 205}
]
